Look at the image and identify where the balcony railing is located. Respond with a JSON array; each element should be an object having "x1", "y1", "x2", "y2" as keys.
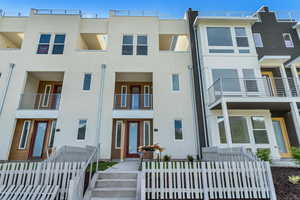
[
  {"x1": 208, "y1": 77, "x2": 299, "y2": 105},
  {"x1": 114, "y1": 94, "x2": 153, "y2": 110},
  {"x1": 18, "y1": 93, "x2": 61, "y2": 110}
]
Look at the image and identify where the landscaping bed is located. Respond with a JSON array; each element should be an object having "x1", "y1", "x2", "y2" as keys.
[{"x1": 271, "y1": 166, "x2": 300, "y2": 200}]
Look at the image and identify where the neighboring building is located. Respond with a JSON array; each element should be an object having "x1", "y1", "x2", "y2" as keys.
[
  {"x1": 188, "y1": 6, "x2": 300, "y2": 160},
  {"x1": 0, "y1": 9, "x2": 198, "y2": 161}
]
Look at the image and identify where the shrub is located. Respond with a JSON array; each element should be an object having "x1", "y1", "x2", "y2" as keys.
[
  {"x1": 187, "y1": 155, "x2": 194, "y2": 162},
  {"x1": 291, "y1": 147, "x2": 300, "y2": 165},
  {"x1": 288, "y1": 176, "x2": 300, "y2": 184},
  {"x1": 256, "y1": 149, "x2": 271, "y2": 162},
  {"x1": 163, "y1": 155, "x2": 171, "y2": 162}
]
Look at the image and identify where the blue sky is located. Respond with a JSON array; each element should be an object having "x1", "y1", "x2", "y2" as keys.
[{"x1": 1, "y1": 0, "x2": 300, "y2": 18}]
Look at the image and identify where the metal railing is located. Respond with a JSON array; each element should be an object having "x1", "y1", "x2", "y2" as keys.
[
  {"x1": 208, "y1": 77, "x2": 299, "y2": 105},
  {"x1": 114, "y1": 94, "x2": 153, "y2": 110},
  {"x1": 109, "y1": 9, "x2": 160, "y2": 17},
  {"x1": 18, "y1": 93, "x2": 61, "y2": 110},
  {"x1": 32, "y1": 9, "x2": 81, "y2": 15}
]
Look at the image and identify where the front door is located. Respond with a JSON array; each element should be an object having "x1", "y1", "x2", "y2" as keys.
[
  {"x1": 127, "y1": 122, "x2": 139, "y2": 157},
  {"x1": 31, "y1": 121, "x2": 48, "y2": 159},
  {"x1": 272, "y1": 118, "x2": 292, "y2": 158},
  {"x1": 131, "y1": 86, "x2": 140, "y2": 109}
]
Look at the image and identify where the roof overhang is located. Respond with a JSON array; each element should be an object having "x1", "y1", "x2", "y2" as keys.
[
  {"x1": 293, "y1": 22, "x2": 300, "y2": 29},
  {"x1": 193, "y1": 16, "x2": 258, "y2": 26},
  {"x1": 259, "y1": 55, "x2": 291, "y2": 66},
  {"x1": 286, "y1": 56, "x2": 300, "y2": 67}
]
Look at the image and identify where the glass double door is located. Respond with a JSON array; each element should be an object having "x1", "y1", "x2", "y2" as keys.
[
  {"x1": 272, "y1": 118, "x2": 292, "y2": 158},
  {"x1": 30, "y1": 121, "x2": 48, "y2": 159},
  {"x1": 127, "y1": 122, "x2": 139, "y2": 157}
]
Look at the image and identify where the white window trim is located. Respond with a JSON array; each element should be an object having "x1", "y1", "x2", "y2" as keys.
[
  {"x1": 136, "y1": 34, "x2": 148, "y2": 56},
  {"x1": 18, "y1": 120, "x2": 31, "y2": 149},
  {"x1": 36, "y1": 33, "x2": 51, "y2": 54},
  {"x1": 171, "y1": 73, "x2": 180, "y2": 92},
  {"x1": 283, "y1": 33, "x2": 294, "y2": 48},
  {"x1": 48, "y1": 120, "x2": 57, "y2": 148},
  {"x1": 52, "y1": 34, "x2": 66, "y2": 54},
  {"x1": 174, "y1": 119, "x2": 184, "y2": 141},
  {"x1": 82, "y1": 73, "x2": 92, "y2": 91},
  {"x1": 143, "y1": 85, "x2": 151, "y2": 107},
  {"x1": 77, "y1": 119, "x2": 88, "y2": 141},
  {"x1": 122, "y1": 34, "x2": 134, "y2": 55},
  {"x1": 253, "y1": 33, "x2": 264, "y2": 48},
  {"x1": 143, "y1": 121, "x2": 151, "y2": 145},
  {"x1": 41, "y1": 84, "x2": 52, "y2": 107},
  {"x1": 120, "y1": 85, "x2": 127, "y2": 107},
  {"x1": 115, "y1": 120, "x2": 122, "y2": 149}
]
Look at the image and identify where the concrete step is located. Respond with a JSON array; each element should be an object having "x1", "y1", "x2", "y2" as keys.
[
  {"x1": 95, "y1": 179, "x2": 137, "y2": 188},
  {"x1": 91, "y1": 198, "x2": 135, "y2": 200},
  {"x1": 92, "y1": 187, "x2": 136, "y2": 198},
  {"x1": 97, "y1": 172, "x2": 137, "y2": 180}
]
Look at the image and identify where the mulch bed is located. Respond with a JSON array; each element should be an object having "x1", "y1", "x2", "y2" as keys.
[{"x1": 271, "y1": 167, "x2": 300, "y2": 200}]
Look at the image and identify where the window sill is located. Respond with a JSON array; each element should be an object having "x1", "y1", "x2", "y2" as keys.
[
  {"x1": 159, "y1": 50, "x2": 189, "y2": 53},
  {"x1": 76, "y1": 49, "x2": 107, "y2": 52},
  {"x1": 0, "y1": 48, "x2": 21, "y2": 51}
]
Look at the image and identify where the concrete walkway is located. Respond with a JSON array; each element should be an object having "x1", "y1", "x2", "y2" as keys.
[{"x1": 105, "y1": 160, "x2": 139, "y2": 172}]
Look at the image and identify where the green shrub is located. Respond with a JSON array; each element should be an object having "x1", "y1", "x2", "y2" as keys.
[
  {"x1": 187, "y1": 155, "x2": 194, "y2": 162},
  {"x1": 163, "y1": 155, "x2": 171, "y2": 162},
  {"x1": 256, "y1": 149, "x2": 271, "y2": 162},
  {"x1": 289, "y1": 175, "x2": 300, "y2": 184},
  {"x1": 291, "y1": 147, "x2": 300, "y2": 165}
]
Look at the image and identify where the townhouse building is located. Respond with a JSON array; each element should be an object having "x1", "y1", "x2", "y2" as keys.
[
  {"x1": 0, "y1": 9, "x2": 198, "y2": 161},
  {"x1": 188, "y1": 6, "x2": 300, "y2": 160}
]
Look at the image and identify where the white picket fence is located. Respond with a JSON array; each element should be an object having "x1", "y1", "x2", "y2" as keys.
[
  {"x1": 141, "y1": 161, "x2": 276, "y2": 200},
  {"x1": 0, "y1": 161, "x2": 84, "y2": 200}
]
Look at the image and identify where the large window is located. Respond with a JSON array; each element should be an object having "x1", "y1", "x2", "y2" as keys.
[
  {"x1": 122, "y1": 35, "x2": 133, "y2": 55},
  {"x1": 137, "y1": 35, "x2": 148, "y2": 55},
  {"x1": 207, "y1": 27, "x2": 233, "y2": 46},
  {"x1": 174, "y1": 120, "x2": 183, "y2": 140},
  {"x1": 251, "y1": 117, "x2": 269, "y2": 144},
  {"x1": 253, "y1": 33, "x2": 263, "y2": 47},
  {"x1": 172, "y1": 74, "x2": 180, "y2": 91},
  {"x1": 230, "y1": 117, "x2": 250, "y2": 143},
  {"x1": 83, "y1": 73, "x2": 92, "y2": 91},
  {"x1": 212, "y1": 69, "x2": 240, "y2": 92},
  {"x1": 144, "y1": 121, "x2": 151, "y2": 145},
  {"x1": 52, "y1": 34, "x2": 65, "y2": 54},
  {"x1": 18, "y1": 120, "x2": 31, "y2": 149},
  {"x1": 48, "y1": 120, "x2": 57, "y2": 148},
  {"x1": 115, "y1": 121, "x2": 122, "y2": 149},
  {"x1": 242, "y1": 69, "x2": 258, "y2": 92},
  {"x1": 77, "y1": 119, "x2": 87, "y2": 140},
  {"x1": 217, "y1": 117, "x2": 227, "y2": 144},
  {"x1": 234, "y1": 27, "x2": 249, "y2": 47},
  {"x1": 283, "y1": 33, "x2": 294, "y2": 48},
  {"x1": 37, "y1": 34, "x2": 51, "y2": 54}
]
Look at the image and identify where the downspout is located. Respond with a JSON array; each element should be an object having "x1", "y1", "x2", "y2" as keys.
[
  {"x1": 0, "y1": 63, "x2": 15, "y2": 116},
  {"x1": 95, "y1": 64, "x2": 106, "y2": 157}
]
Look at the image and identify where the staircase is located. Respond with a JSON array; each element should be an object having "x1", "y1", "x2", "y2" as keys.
[{"x1": 91, "y1": 171, "x2": 138, "y2": 200}]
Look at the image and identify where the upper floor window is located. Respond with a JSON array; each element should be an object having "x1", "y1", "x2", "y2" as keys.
[
  {"x1": 235, "y1": 27, "x2": 249, "y2": 47},
  {"x1": 83, "y1": 73, "x2": 92, "y2": 91},
  {"x1": 172, "y1": 74, "x2": 180, "y2": 91},
  {"x1": 137, "y1": 35, "x2": 148, "y2": 55},
  {"x1": 174, "y1": 120, "x2": 183, "y2": 140},
  {"x1": 18, "y1": 120, "x2": 31, "y2": 149},
  {"x1": 52, "y1": 34, "x2": 65, "y2": 54},
  {"x1": 77, "y1": 119, "x2": 87, "y2": 140},
  {"x1": 212, "y1": 69, "x2": 240, "y2": 92},
  {"x1": 283, "y1": 33, "x2": 294, "y2": 48},
  {"x1": 253, "y1": 33, "x2": 264, "y2": 47},
  {"x1": 122, "y1": 35, "x2": 133, "y2": 55},
  {"x1": 37, "y1": 34, "x2": 51, "y2": 54},
  {"x1": 207, "y1": 27, "x2": 233, "y2": 46}
]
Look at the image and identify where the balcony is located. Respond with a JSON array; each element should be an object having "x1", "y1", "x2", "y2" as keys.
[
  {"x1": 208, "y1": 77, "x2": 299, "y2": 106},
  {"x1": 114, "y1": 94, "x2": 153, "y2": 110},
  {"x1": 18, "y1": 93, "x2": 61, "y2": 110}
]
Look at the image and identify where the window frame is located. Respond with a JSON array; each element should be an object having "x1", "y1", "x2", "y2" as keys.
[
  {"x1": 82, "y1": 73, "x2": 92, "y2": 91},
  {"x1": 115, "y1": 120, "x2": 122, "y2": 149},
  {"x1": 18, "y1": 120, "x2": 31, "y2": 149},
  {"x1": 171, "y1": 73, "x2": 180, "y2": 92},
  {"x1": 251, "y1": 116, "x2": 269, "y2": 144},
  {"x1": 143, "y1": 121, "x2": 151, "y2": 146},
  {"x1": 77, "y1": 119, "x2": 88, "y2": 141},
  {"x1": 234, "y1": 27, "x2": 249, "y2": 48},
  {"x1": 52, "y1": 34, "x2": 66, "y2": 55},
  {"x1": 36, "y1": 33, "x2": 52, "y2": 54},
  {"x1": 282, "y1": 33, "x2": 294, "y2": 48},
  {"x1": 136, "y1": 35, "x2": 148, "y2": 56},
  {"x1": 253, "y1": 33, "x2": 264, "y2": 47},
  {"x1": 143, "y1": 85, "x2": 151, "y2": 107},
  {"x1": 41, "y1": 84, "x2": 52, "y2": 107},
  {"x1": 122, "y1": 34, "x2": 134, "y2": 55},
  {"x1": 48, "y1": 120, "x2": 57, "y2": 148},
  {"x1": 120, "y1": 85, "x2": 127, "y2": 107},
  {"x1": 174, "y1": 119, "x2": 184, "y2": 141}
]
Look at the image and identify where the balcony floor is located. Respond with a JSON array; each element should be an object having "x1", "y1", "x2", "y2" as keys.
[
  {"x1": 112, "y1": 109, "x2": 154, "y2": 119},
  {"x1": 16, "y1": 109, "x2": 59, "y2": 119}
]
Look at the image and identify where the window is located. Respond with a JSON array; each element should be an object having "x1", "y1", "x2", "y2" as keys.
[
  {"x1": 144, "y1": 121, "x2": 151, "y2": 145},
  {"x1": 251, "y1": 117, "x2": 269, "y2": 144},
  {"x1": 234, "y1": 27, "x2": 249, "y2": 47},
  {"x1": 122, "y1": 35, "x2": 133, "y2": 55},
  {"x1": 209, "y1": 49, "x2": 234, "y2": 53},
  {"x1": 83, "y1": 73, "x2": 92, "y2": 91},
  {"x1": 121, "y1": 85, "x2": 127, "y2": 107},
  {"x1": 18, "y1": 120, "x2": 31, "y2": 149},
  {"x1": 242, "y1": 69, "x2": 258, "y2": 92},
  {"x1": 174, "y1": 120, "x2": 183, "y2": 140},
  {"x1": 37, "y1": 34, "x2": 51, "y2": 54},
  {"x1": 207, "y1": 27, "x2": 233, "y2": 46},
  {"x1": 137, "y1": 35, "x2": 147, "y2": 55},
  {"x1": 283, "y1": 33, "x2": 294, "y2": 48},
  {"x1": 77, "y1": 119, "x2": 87, "y2": 140},
  {"x1": 217, "y1": 117, "x2": 227, "y2": 144},
  {"x1": 48, "y1": 120, "x2": 57, "y2": 148},
  {"x1": 212, "y1": 69, "x2": 240, "y2": 92},
  {"x1": 52, "y1": 34, "x2": 65, "y2": 54},
  {"x1": 253, "y1": 33, "x2": 263, "y2": 47},
  {"x1": 42, "y1": 84, "x2": 52, "y2": 107},
  {"x1": 144, "y1": 85, "x2": 151, "y2": 107},
  {"x1": 229, "y1": 116, "x2": 250, "y2": 143},
  {"x1": 115, "y1": 121, "x2": 122, "y2": 149},
  {"x1": 172, "y1": 74, "x2": 180, "y2": 91}
]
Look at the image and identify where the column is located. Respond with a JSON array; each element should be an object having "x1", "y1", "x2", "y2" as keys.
[
  {"x1": 279, "y1": 64, "x2": 292, "y2": 97},
  {"x1": 290, "y1": 64, "x2": 300, "y2": 96},
  {"x1": 221, "y1": 100, "x2": 232, "y2": 147},
  {"x1": 290, "y1": 102, "x2": 300, "y2": 144},
  {"x1": 120, "y1": 120, "x2": 126, "y2": 162}
]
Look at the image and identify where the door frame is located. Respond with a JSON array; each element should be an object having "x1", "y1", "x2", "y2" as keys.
[
  {"x1": 272, "y1": 117, "x2": 292, "y2": 158},
  {"x1": 261, "y1": 71, "x2": 277, "y2": 96},
  {"x1": 126, "y1": 121, "x2": 140, "y2": 158},
  {"x1": 130, "y1": 85, "x2": 141, "y2": 109},
  {"x1": 28, "y1": 120, "x2": 49, "y2": 159}
]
